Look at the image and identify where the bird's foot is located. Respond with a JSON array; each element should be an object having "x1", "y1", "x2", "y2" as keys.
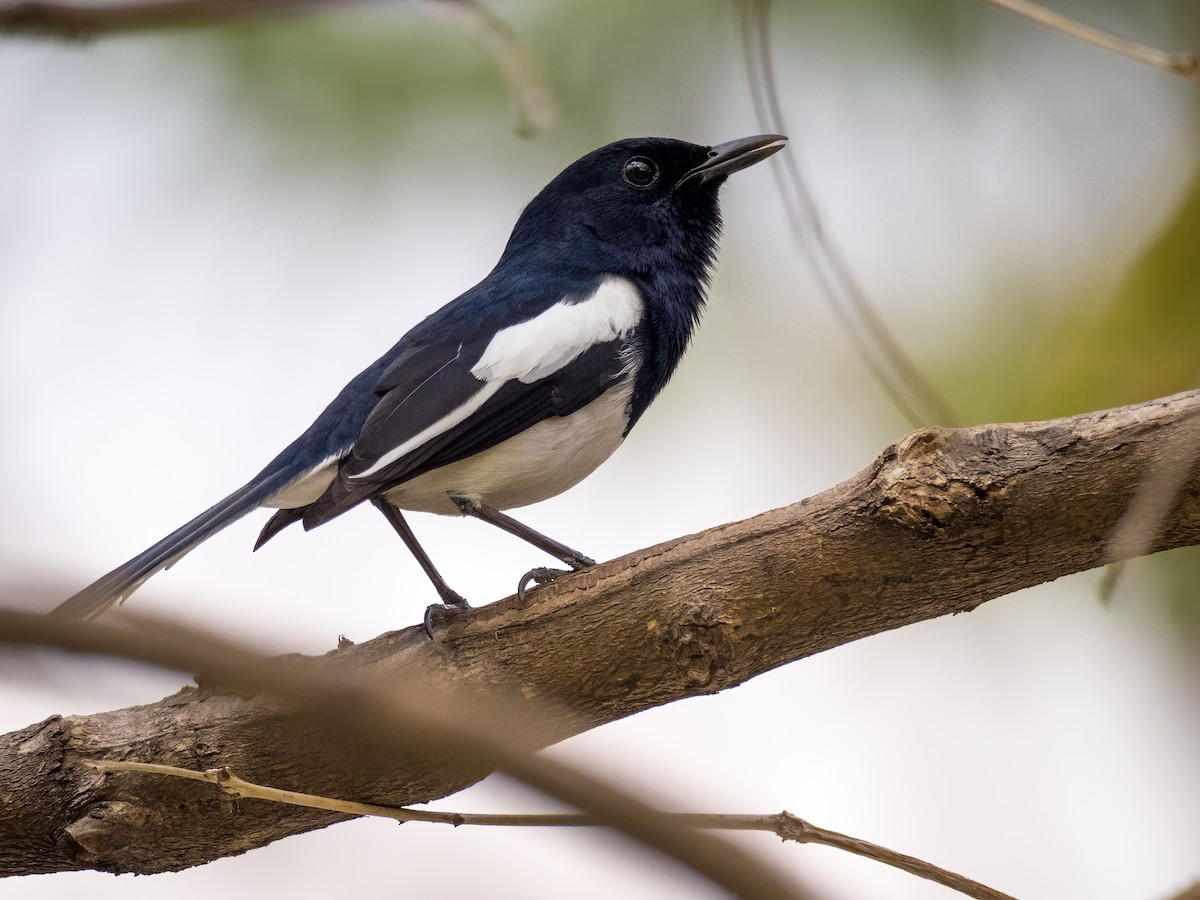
[
  {"x1": 517, "y1": 566, "x2": 579, "y2": 601},
  {"x1": 423, "y1": 594, "x2": 471, "y2": 639}
]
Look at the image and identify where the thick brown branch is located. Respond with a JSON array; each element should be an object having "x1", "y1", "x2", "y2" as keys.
[{"x1": 3, "y1": 390, "x2": 1199, "y2": 878}]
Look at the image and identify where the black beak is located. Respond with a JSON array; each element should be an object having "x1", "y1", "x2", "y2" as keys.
[{"x1": 680, "y1": 133, "x2": 787, "y2": 186}]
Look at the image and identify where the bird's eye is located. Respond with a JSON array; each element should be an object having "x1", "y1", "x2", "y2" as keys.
[{"x1": 622, "y1": 157, "x2": 659, "y2": 189}]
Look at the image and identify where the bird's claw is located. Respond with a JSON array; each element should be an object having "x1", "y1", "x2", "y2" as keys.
[
  {"x1": 423, "y1": 595, "x2": 471, "y2": 639},
  {"x1": 517, "y1": 567, "x2": 571, "y2": 601}
]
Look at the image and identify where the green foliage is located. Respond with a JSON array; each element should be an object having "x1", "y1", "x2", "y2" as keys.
[
  {"x1": 1032, "y1": 174, "x2": 1200, "y2": 416},
  {"x1": 952, "y1": 171, "x2": 1200, "y2": 426},
  {"x1": 183, "y1": 12, "x2": 511, "y2": 158},
  {"x1": 1155, "y1": 547, "x2": 1200, "y2": 654},
  {"x1": 160, "y1": 0, "x2": 740, "y2": 167}
]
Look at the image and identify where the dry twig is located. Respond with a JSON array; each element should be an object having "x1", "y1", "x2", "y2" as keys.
[
  {"x1": 0, "y1": 0, "x2": 316, "y2": 36},
  {"x1": 0, "y1": 0, "x2": 556, "y2": 135},
  {"x1": 83, "y1": 758, "x2": 1018, "y2": 900},
  {"x1": 986, "y1": 0, "x2": 1200, "y2": 81},
  {"x1": 736, "y1": 0, "x2": 958, "y2": 428},
  {"x1": 1101, "y1": 405, "x2": 1200, "y2": 596}
]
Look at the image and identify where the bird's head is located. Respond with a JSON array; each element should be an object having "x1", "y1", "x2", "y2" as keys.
[{"x1": 499, "y1": 135, "x2": 787, "y2": 281}]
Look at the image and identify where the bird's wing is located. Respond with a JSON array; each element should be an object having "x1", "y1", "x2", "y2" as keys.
[{"x1": 300, "y1": 276, "x2": 644, "y2": 525}]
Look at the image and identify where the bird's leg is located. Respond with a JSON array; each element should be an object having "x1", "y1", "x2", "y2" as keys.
[
  {"x1": 452, "y1": 497, "x2": 596, "y2": 568},
  {"x1": 450, "y1": 498, "x2": 597, "y2": 598},
  {"x1": 372, "y1": 498, "x2": 469, "y2": 637},
  {"x1": 373, "y1": 498, "x2": 469, "y2": 607}
]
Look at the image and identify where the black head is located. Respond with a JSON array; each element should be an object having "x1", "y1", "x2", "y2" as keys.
[{"x1": 499, "y1": 135, "x2": 787, "y2": 281}]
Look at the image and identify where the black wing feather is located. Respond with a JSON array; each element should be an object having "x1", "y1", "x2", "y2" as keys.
[
  {"x1": 300, "y1": 339, "x2": 631, "y2": 527},
  {"x1": 348, "y1": 336, "x2": 492, "y2": 469}
]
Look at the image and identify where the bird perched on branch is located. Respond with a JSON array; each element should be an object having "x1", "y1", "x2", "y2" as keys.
[{"x1": 54, "y1": 134, "x2": 787, "y2": 629}]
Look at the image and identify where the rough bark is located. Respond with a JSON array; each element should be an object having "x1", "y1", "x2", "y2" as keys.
[{"x1": 3, "y1": 390, "x2": 1199, "y2": 877}]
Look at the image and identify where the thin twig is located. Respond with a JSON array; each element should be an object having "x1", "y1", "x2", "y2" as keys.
[
  {"x1": 3, "y1": 611, "x2": 810, "y2": 900},
  {"x1": 416, "y1": 0, "x2": 556, "y2": 137},
  {"x1": 83, "y1": 759, "x2": 1017, "y2": 900},
  {"x1": 985, "y1": 0, "x2": 1200, "y2": 82},
  {"x1": 0, "y1": 0, "x2": 314, "y2": 37},
  {"x1": 0, "y1": 0, "x2": 556, "y2": 136},
  {"x1": 736, "y1": 0, "x2": 958, "y2": 428},
  {"x1": 1101, "y1": 404, "x2": 1200, "y2": 597}
]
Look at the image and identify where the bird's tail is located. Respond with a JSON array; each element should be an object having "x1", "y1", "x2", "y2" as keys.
[{"x1": 51, "y1": 469, "x2": 298, "y2": 620}]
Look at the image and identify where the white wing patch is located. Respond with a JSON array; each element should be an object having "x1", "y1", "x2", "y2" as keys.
[
  {"x1": 471, "y1": 276, "x2": 644, "y2": 383},
  {"x1": 349, "y1": 276, "x2": 643, "y2": 482}
]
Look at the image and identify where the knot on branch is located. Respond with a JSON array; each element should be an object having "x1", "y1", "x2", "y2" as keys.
[
  {"x1": 60, "y1": 801, "x2": 156, "y2": 869},
  {"x1": 668, "y1": 603, "x2": 736, "y2": 689},
  {"x1": 16, "y1": 714, "x2": 64, "y2": 757},
  {"x1": 873, "y1": 428, "x2": 994, "y2": 532}
]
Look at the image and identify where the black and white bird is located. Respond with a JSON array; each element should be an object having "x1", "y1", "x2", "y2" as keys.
[{"x1": 53, "y1": 134, "x2": 786, "y2": 625}]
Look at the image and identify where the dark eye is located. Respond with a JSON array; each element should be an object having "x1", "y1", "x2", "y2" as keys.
[{"x1": 622, "y1": 157, "x2": 659, "y2": 189}]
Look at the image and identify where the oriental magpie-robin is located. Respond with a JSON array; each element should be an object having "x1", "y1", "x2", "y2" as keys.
[{"x1": 53, "y1": 134, "x2": 787, "y2": 624}]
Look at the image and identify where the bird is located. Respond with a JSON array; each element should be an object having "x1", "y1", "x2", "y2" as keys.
[{"x1": 52, "y1": 133, "x2": 787, "y2": 627}]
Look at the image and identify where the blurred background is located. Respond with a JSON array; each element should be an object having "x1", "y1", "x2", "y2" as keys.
[{"x1": 2, "y1": 0, "x2": 1198, "y2": 896}]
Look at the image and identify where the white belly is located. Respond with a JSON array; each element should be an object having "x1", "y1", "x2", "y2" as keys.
[{"x1": 384, "y1": 378, "x2": 634, "y2": 515}]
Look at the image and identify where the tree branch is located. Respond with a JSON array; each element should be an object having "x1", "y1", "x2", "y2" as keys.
[
  {"x1": 3, "y1": 389, "x2": 1199, "y2": 878},
  {"x1": 1, "y1": 612, "x2": 815, "y2": 899}
]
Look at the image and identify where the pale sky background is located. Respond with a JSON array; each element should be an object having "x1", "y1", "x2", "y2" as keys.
[{"x1": 2, "y1": 2, "x2": 1199, "y2": 898}]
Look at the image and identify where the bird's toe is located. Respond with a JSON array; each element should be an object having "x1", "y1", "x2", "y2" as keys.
[
  {"x1": 423, "y1": 597, "x2": 471, "y2": 639},
  {"x1": 517, "y1": 566, "x2": 573, "y2": 601}
]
